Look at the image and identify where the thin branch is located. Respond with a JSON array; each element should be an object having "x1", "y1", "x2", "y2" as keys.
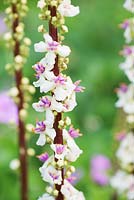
[{"x1": 12, "y1": 4, "x2": 28, "y2": 200}]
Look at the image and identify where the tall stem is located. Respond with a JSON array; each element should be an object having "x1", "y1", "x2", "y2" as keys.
[
  {"x1": 49, "y1": 6, "x2": 64, "y2": 200},
  {"x1": 12, "y1": 4, "x2": 28, "y2": 200}
]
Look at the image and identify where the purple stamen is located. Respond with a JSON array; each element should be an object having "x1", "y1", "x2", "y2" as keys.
[
  {"x1": 55, "y1": 144, "x2": 65, "y2": 154},
  {"x1": 119, "y1": 84, "x2": 128, "y2": 93},
  {"x1": 33, "y1": 63, "x2": 45, "y2": 79},
  {"x1": 49, "y1": 172, "x2": 59, "y2": 181},
  {"x1": 68, "y1": 127, "x2": 80, "y2": 138},
  {"x1": 37, "y1": 152, "x2": 49, "y2": 162},
  {"x1": 40, "y1": 97, "x2": 51, "y2": 108},
  {"x1": 54, "y1": 75, "x2": 66, "y2": 85},
  {"x1": 74, "y1": 80, "x2": 85, "y2": 93},
  {"x1": 47, "y1": 41, "x2": 59, "y2": 51},
  {"x1": 120, "y1": 20, "x2": 129, "y2": 29},
  {"x1": 35, "y1": 121, "x2": 46, "y2": 133}
]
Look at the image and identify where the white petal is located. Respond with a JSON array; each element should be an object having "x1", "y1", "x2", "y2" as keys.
[
  {"x1": 36, "y1": 134, "x2": 46, "y2": 146},
  {"x1": 43, "y1": 33, "x2": 53, "y2": 43},
  {"x1": 34, "y1": 41, "x2": 47, "y2": 52},
  {"x1": 57, "y1": 45, "x2": 71, "y2": 57},
  {"x1": 41, "y1": 52, "x2": 56, "y2": 70},
  {"x1": 32, "y1": 102, "x2": 45, "y2": 112},
  {"x1": 40, "y1": 80, "x2": 55, "y2": 93},
  {"x1": 54, "y1": 86, "x2": 68, "y2": 101},
  {"x1": 51, "y1": 97, "x2": 64, "y2": 112},
  {"x1": 46, "y1": 128, "x2": 56, "y2": 140},
  {"x1": 45, "y1": 109, "x2": 54, "y2": 127}
]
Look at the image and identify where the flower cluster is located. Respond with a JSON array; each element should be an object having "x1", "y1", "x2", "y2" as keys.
[
  {"x1": 32, "y1": 0, "x2": 85, "y2": 200},
  {"x1": 4, "y1": 0, "x2": 35, "y2": 118},
  {"x1": 111, "y1": 1, "x2": 134, "y2": 199}
]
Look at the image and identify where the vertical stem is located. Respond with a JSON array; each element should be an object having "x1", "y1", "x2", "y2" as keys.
[
  {"x1": 12, "y1": 4, "x2": 28, "y2": 200},
  {"x1": 111, "y1": 192, "x2": 118, "y2": 200},
  {"x1": 49, "y1": 6, "x2": 64, "y2": 200}
]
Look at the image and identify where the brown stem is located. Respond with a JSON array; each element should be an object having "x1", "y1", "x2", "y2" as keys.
[
  {"x1": 110, "y1": 192, "x2": 118, "y2": 200},
  {"x1": 12, "y1": 4, "x2": 28, "y2": 200},
  {"x1": 49, "y1": 6, "x2": 64, "y2": 200}
]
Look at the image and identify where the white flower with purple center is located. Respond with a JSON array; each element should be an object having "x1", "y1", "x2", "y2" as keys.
[
  {"x1": 120, "y1": 46, "x2": 134, "y2": 70},
  {"x1": 32, "y1": 95, "x2": 64, "y2": 115},
  {"x1": 116, "y1": 132, "x2": 134, "y2": 168},
  {"x1": 116, "y1": 84, "x2": 134, "y2": 114},
  {"x1": 120, "y1": 19, "x2": 134, "y2": 43},
  {"x1": 124, "y1": 0, "x2": 134, "y2": 13},
  {"x1": 34, "y1": 118, "x2": 56, "y2": 146},
  {"x1": 63, "y1": 129, "x2": 83, "y2": 162},
  {"x1": 58, "y1": 0, "x2": 80, "y2": 17},
  {"x1": 40, "y1": 159, "x2": 62, "y2": 185},
  {"x1": 51, "y1": 143, "x2": 68, "y2": 160},
  {"x1": 37, "y1": 152, "x2": 49, "y2": 162},
  {"x1": 34, "y1": 33, "x2": 71, "y2": 59},
  {"x1": 61, "y1": 180, "x2": 85, "y2": 200}
]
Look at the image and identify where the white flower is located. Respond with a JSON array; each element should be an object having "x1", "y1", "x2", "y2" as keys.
[
  {"x1": 38, "y1": 193, "x2": 54, "y2": 200},
  {"x1": 124, "y1": 0, "x2": 134, "y2": 13},
  {"x1": 37, "y1": 0, "x2": 46, "y2": 9},
  {"x1": 61, "y1": 180, "x2": 85, "y2": 200},
  {"x1": 34, "y1": 110, "x2": 56, "y2": 146},
  {"x1": 32, "y1": 95, "x2": 64, "y2": 114},
  {"x1": 116, "y1": 84, "x2": 134, "y2": 114},
  {"x1": 34, "y1": 33, "x2": 71, "y2": 58},
  {"x1": 123, "y1": 19, "x2": 134, "y2": 43},
  {"x1": 39, "y1": 156, "x2": 62, "y2": 185},
  {"x1": 58, "y1": 0, "x2": 80, "y2": 17},
  {"x1": 63, "y1": 129, "x2": 83, "y2": 162},
  {"x1": 116, "y1": 132, "x2": 134, "y2": 167},
  {"x1": 50, "y1": 143, "x2": 68, "y2": 160},
  {"x1": 110, "y1": 170, "x2": 134, "y2": 195}
]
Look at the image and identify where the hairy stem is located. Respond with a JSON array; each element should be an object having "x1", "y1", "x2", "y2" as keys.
[
  {"x1": 49, "y1": 5, "x2": 64, "y2": 200},
  {"x1": 12, "y1": 4, "x2": 28, "y2": 200}
]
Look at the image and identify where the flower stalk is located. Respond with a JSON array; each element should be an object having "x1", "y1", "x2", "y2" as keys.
[
  {"x1": 4, "y1": 1, "x2": 34, "y2": 200},
  {"x1": 110, "y1": 1, "x2": 134, "y2": 199},
  {"x1": 32, "y1": 0, "x2": 85, "y2": 199}
]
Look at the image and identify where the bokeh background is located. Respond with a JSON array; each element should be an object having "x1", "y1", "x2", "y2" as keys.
[{"x1": 0, "y1": 0, "x2": 128, "y2": 199}]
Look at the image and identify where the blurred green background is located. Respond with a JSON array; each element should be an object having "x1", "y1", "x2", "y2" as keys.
[{"x1": 0, "y1": 0, "x2": 129, "y2": 199}]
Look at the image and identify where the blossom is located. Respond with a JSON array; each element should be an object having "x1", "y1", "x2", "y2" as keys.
[
  {"x1": 120, "y1": 19, "x2": 134, "y2": 43},
  {"x1": 39, "y1": 156, "x2": 62, "y2": 185},
  {"x1": 37, "y1": 0, "x2": 46, "y2": 9},
  {"x1": 90, "y1": 155, "x2": 111, "y2": 185},
  {"x1": 123, "y1": 0, "x2": 134, "y2": 13},
  {"x1": 34, "y1": 110, "x2": 56, "y2": 146},
  {"x1": 67, "y1": 169, "x2": 84, "y2": 185},
  {"x1": 32, "y1": 95, "x2": 64, "y2": 114},
  {"x1": 61, "y1": 180, "x2": 85, "y2": 200},
  {"x1": 38, "y1": 193, "x2": 54, "y2": 200},
  {"x1": 58, "y1": 0, "x2": 80, "y2": 17},
  {"x1": 110, "y1": 170, "x2": 134, "y2": 195},
  {"x1": 0, "y1": 92, "x2": 18, "y2": 124},
  {"x1": 34, "y1": 33, "x2": 71, "y2": 59},
  {"x1": 37, "y1": 152, "x2": 49, "y2": 162},
  {"x1": 116, "y1": 132, "x2": 134, "y2": 168},
  {"x1": 116, "y1": 83, "x2": 134, "y2": 114},
  {"x1": 68, "y1": 127, "x2": 81, "y2": 138},
  {"x1": 50, "y1": 143, "x2": 68, "y2": 161},
  {"x1": 63, "y1": 129, "x2": 83, "y2": 162}
]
